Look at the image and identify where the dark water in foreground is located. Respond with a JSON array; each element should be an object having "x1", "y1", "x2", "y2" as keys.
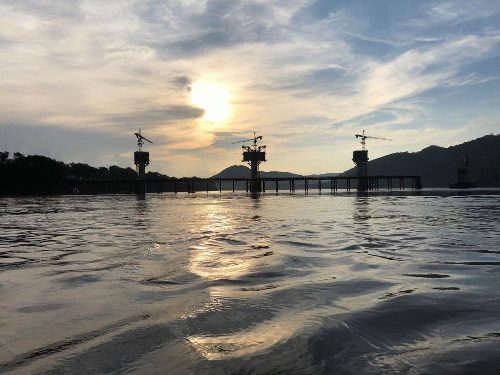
[{"x1": 1, "y1": 190, "x2": 500, "y2": 374}]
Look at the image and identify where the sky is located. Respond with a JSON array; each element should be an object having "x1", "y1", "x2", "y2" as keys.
[{"x1": 0, "y1": 0, "x2": 499, "y2": 177}]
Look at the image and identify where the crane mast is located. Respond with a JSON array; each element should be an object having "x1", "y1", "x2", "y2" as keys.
[
  {"x1": 134, "y1": 129, "x2": 153, "y2": 179},
  {"x1": 134, "y1": 129, "x2": 153, "y2": 152},
  {"x1": 353, "y1": 130, "x2": 391, "y2": 191},
  {"x1": 355, "y1": 130, "x2": 391, "y2": 151},
  {"x1": 233, "y1": 132, "x2": 266, "y2": 193}
]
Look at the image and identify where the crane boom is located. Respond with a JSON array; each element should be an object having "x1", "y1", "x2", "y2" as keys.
[
  {"x1": 231, "y1": 138, "x2": 255, "y2": 144},
  {"x1": 355, "y1": 134, "x2": 391, "y2": 141},
  {"x1": 355, "y1": 130, "x2": 391, "y2": 150},
  {"x1": 134, "y1": 129, "x2": 153, "y2": 151},
  {"x1": 134, "y1": 132, "x2": 153, "y2": 144},
  {"x1": 231, "y1": 132, "x2": 263, "y2": 145}
]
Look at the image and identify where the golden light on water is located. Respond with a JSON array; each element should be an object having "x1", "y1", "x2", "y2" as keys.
[
  {"x1": 191, "y1": 80, "x2": 230, "y2": 122},
  {"x1": 187, "y1": 204, "x2": 253, "y2": 280}
]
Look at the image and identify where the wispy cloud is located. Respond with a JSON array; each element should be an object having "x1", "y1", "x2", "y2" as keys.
[
  {"x1": 428, "y1": 1, "x2": 497, "y2": 24},
  {"x1": 0, "y1": 0, "x2": 499, "y2": 175}
]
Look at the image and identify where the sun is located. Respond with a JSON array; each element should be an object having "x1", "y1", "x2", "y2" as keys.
[{"x1": 191, "y1": 80, "x2": 230, "y2": 122}]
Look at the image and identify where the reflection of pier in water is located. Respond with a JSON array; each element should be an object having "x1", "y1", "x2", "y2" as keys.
[{"x1": 64, "y1": 175, "x2": 422, "y2": 194}]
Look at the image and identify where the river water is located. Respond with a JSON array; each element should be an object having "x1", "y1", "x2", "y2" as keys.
[{"x1": 1, "y1": 190, "x2": 500, "y2": 374}]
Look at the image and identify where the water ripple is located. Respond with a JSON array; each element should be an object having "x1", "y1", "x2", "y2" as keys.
[{"x1": 0, "y1": 193, "x2": 499, "y2": 374}]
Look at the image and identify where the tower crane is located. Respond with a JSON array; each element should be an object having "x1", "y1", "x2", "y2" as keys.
[
  {"x1": 232, "y1": 133, "x2": 266, "y2": 193},
  {"x1": 134, "y1": 129, "x2": 153, "y2": 181},
  {"x1": 231, "y1": 132, "x2": 266, "y2": 156},
  {"x1": 353, "y1": 130, "x2": 391, "y2": 191},
  {"x1": 134, "y1": 129, "x2": 153, "y2": 152},
  {"x1": 231, "y1": 133, "x2": 263, "y2": 147},
  {"x1": 355, "y1": 130, "x2": 391, "y2": 151}
]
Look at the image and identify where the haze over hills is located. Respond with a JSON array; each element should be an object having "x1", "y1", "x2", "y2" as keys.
[{"x1": 212, "y1": 134, "x2": 500, "y2": 188}]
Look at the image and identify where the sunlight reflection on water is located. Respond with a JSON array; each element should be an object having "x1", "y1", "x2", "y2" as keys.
[{"x1": 1, "y1": 191, "x2": 499, "y2": 374}]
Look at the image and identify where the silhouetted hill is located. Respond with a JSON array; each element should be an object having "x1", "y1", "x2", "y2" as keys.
[
  {"x1": 211, "y1": 165, "x2": 302, "y2": 179},
  {"x1": 341, "y1": 134, "x2": 500, "y2": 187},
  {"x1": 0, "y1": 152, "x2": 171, "y2": 195},
  {"x1": 307, "y1": 173, "x2": 340, "y2": 178},
  {"x1": 211, "y1": 165, "x2": 251, "y2": 179}
]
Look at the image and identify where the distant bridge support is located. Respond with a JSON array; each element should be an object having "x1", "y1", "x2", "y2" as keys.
[{"x1": 135, "y1": 180, "x2": 146, "y2": 195}]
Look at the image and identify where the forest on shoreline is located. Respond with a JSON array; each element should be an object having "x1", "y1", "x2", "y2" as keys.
[{"x1": 0, "y1": 152, "x2": 170, "y2": 196}]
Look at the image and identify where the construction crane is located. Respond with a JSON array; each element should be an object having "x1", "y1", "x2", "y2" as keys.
[
  {"x1": 232, "y1": 133, "x2": 266, "y2": 193},
  {"x1": 134, "y1": 129, "x2": 153, "y2": 151},
  {"x1": 231, "y1": 133, "x2": 263, "y2": 147},
  {"x1": 355, "y1": 130, "x2": 391, "y2": 151},
  {"x1": 231, "y1": 132, "x2": 266, "y2": 156},
  {"x1": 353, "y1": 130, "x2": 391, "y2": 191},
  {"x1": 134, "y1": 129, "x2": 153, "y2": 180}
]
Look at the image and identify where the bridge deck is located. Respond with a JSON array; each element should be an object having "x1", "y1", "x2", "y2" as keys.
[{"x1": 63, "y1": 175, "x2": 422, "y2": 194}]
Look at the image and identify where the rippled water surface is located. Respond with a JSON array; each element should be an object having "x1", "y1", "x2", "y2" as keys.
[{"x1": 1, "y1": 191, "x2": 500, "y2": 374}]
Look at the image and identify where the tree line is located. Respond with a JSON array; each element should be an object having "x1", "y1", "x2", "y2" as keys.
[{"x1": 0, "y1": 152, "x2": 169, "y2": 196}]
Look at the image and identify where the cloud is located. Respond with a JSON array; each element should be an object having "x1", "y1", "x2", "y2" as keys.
[
  {"x1": 359, "y1": 33, "x2": 500, "y2": 109},
  {"x1": 428, "y1": 1, "x2": 497, "y2": 24},
  {"x1": 2, "y1": 0, "x2": 84, "y2": 21},
  {"x1": 443, "y1": 73, "x2": 500, "y2": 87},
  {"x1": 167, "y1": 30, "x2": 235, "y2": 57},
  {"x1": 0, "y1": 123, "x2": 133, "y2": 167},
  {"x1": 0, "y1": 0, "x2": 499, "y2": 176},
  {"x1": 173, "y1": 76, "x2": 193, "y2": 90},
  {"x1": 109, "y1": 106, "x2": 205, "y2": 126}
]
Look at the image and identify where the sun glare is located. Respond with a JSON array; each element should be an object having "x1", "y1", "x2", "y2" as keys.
[{"x1": 191, "y1": 80, "x2": 230, "y2": 122}]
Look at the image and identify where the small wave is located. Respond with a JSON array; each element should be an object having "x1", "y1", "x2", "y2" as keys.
[
  {"x1": 379, "y1": 289, "x2": 415, "y2": 300},
  {"x1": 447, "y1": 261, "x2": 500, "y2": 266},
  {"x1": 276, "y1": 240, "x2": 324, "y2": 248},
  {"x1": 1, "y1": 313, "x2": 152, "y2": 372},
  {"x1": 404, "y1": 273, "x2": 450, "y2": 278}
]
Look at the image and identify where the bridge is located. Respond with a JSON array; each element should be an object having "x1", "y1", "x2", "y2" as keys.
[
  {"x1": 63, "y1": 175, "x2": 422, "y2": 195},
  {"x1": 126, "y1": 132, "x2": 422, "y2": 195}
]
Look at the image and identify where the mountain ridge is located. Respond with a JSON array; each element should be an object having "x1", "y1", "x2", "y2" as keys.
[
  {"x1": 341, "y1": 134, "x2": 500, "y2": 187},
  {"x1": 211, "y1": 165, "x2": 304, "y2": 179},
  {"x1": 211, "y1": 134, "x2": 500, "y2": 187}
]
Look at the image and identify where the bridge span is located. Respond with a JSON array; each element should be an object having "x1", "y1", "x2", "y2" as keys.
[{"x1": 64, "y1": 175, "x2": 422, "y2": 194}]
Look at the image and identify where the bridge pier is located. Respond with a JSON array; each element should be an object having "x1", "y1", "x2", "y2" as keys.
[
  {"x1": 413, "y1": 176, "x2": 422, "y2": 190},
  {"x1": 187, "y1": 180, "x2": 195, "y2": 193},
  {"x1": 330, "y1": 178, "x2": 338, "y2": 192},
  {"x1": 135, "y1": 180, "x2": 146, "y2": 195}
]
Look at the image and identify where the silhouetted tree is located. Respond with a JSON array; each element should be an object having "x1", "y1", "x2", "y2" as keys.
[
  {"x1": 108, "y1": 165, "x2": 137, "y2": 179},
  {"x1": 1, "y1": 155, "x2": 65, "y2": 195},
  {"x1": 67, "y1": 162, "x2": 98, "y2": 179},
  {"x1": 145, "y1": 171, "x2": 170, "y2": 179}
]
